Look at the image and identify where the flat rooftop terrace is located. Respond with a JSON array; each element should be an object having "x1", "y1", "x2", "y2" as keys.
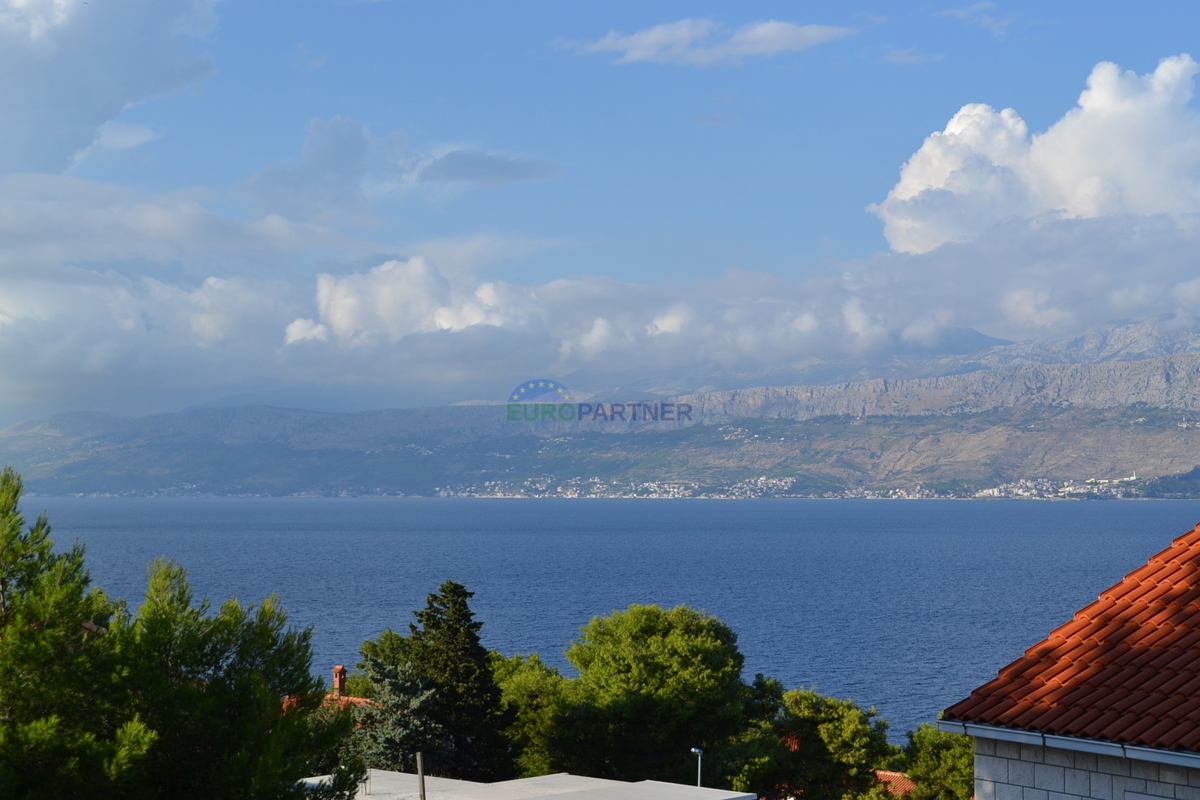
[{"x1": 304, "y1": 770, "x2": 757, "y2": 800}]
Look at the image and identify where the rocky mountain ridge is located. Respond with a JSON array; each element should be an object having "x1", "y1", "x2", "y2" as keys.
[
  {"x1": 677, "y1": 352, "x2": 1200, "y2": 424},
  {"x1": 5, "y1": 345, "x2": 1200, "y2": 496}
]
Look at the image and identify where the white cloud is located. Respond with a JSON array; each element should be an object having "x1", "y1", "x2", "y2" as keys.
[
  {"x1": 305, "y1": 257, "x2": 535, "y2": 345},
  {"x1": 72, "y1": 120, "x2": 163, "y2": 165},
  {"x1": 0, "y1": 0, "x2": 215, "y2": 173},
  {"x1": 871, "y1": 55, "x2": 1200, "y2": 253},
  {"x1": 7, "y1": 208, "x2": 1200, "y2": 421},
  {"x1": 240, "y1": 118, "x2": 562, "y2": 222},
  {"x1": 9, "y1": 52, "x2": 1200, "y2": 420},
  {"x1": 0, "y1": 267, "x2": 298, "y2": 417},
  {"x1": 936, "y1": 2, "x2": 1015, "y2": 37},
  {"x1": 578, "y1": 18, "x2": 855, "y2": 66},
  {"x1": 418, "y1": 150, "x2": 561, "y2": 184},
  {"x1": 647, "y1": 303, "x2": 693, "y2": 336},
  {"x1": 0, "y1": 173, "x2": 354, "y2": 274}
]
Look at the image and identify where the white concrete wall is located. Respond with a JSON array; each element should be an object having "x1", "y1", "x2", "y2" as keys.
[{"x1": 975, "y1": 737, "x2": 1200, "y2": 800}]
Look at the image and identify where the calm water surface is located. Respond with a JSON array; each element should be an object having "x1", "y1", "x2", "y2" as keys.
[{"x1": 32, "y1": 497, "x2": 1200, "y2": 740}]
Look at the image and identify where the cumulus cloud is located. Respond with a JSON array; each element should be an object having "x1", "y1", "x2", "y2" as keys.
[
  {"x1": 11, "y1": 52, "x2": 1200, "y2": 420},
  {"x1": 0, "y1": 0, "x2": 215, "y2": 173},
  {"x1": 10, "y1": 210, "x2": 1200, "y2": 421},
  {"x1": 0, "y1": 267, "x2": 299, "y2": 418},
  {"x1": 871, "y1": 55, "x2": 1200, "y2": 253},
  {"x1": 577, "y1": 18, "x2": 854, "y2": 66}
]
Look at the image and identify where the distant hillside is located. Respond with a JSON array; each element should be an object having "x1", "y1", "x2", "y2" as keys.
[{"x1": 7, "y1": 352, "x2": 1200, "y2": 495}]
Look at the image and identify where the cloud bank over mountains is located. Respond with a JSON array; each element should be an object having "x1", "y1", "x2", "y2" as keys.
[{"x1": 1, "y1": 4, "x2": 1199, "y2": 422}]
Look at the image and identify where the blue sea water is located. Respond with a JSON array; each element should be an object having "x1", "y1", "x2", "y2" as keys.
[{"x1": 31, "y1": 497, "x2": 1200, "y2": 741}]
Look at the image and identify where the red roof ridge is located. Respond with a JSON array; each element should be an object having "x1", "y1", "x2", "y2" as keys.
[{"x1": 943, "y1": 522, "x2": 1200, "y2": 752}]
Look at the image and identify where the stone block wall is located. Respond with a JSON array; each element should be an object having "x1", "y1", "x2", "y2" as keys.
[{"x1": 975, "y1": 737, "x2": 1200, "y2": 800}]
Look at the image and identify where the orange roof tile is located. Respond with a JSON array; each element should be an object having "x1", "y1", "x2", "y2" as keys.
[
  {"x1": 943, "y1": 522, "x2": 1200, "y2": 752},
  {"x1": 323, "y1": 693, "x2": 375, "y2": 710},
  {"x1": 875, "y1": 771, "x2": 916, "y2": 797}
]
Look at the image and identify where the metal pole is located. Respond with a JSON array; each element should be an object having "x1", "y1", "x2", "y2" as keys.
[
  {"x1": 418, "y1": 752, "x2": 426, "y2": 800},
  {"x1": 690, "y1": 748, "x2": 703, "y2": 787}
]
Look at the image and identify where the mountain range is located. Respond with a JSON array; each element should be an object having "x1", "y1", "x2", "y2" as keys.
[{"x1": 6, "y1": 316, "x2": 1200, "y2": 496}]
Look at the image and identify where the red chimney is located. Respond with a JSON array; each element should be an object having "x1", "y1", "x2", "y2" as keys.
[{"x1": 332, "y1": 665, "x2": 347, "y2": 697}]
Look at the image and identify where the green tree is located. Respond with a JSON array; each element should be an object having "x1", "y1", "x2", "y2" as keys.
[
  {"x1": 0, "y1": 467, "x2": 155, "y2": 799},
  {"x1": 904, "y1": 723, "x2": 974, "y2": 800},
  {"x1": 360, "y1": 580, "x2": 512, "y2": 780},
  {"x1": 731, "y1": 688, "x2": 898, "y2": 800},
  {"x1": 352, "y1": 654, "x2": 449, "y2": 772},
  {"x1": 557, "y1": 603, "x2": 748, "y2": 784},
  {"x1": 492, "y1": 652, "x2": 568, "y2": 777},
  {"x1": 119, "y1": 558, "x2": 362, "y2": 799}
]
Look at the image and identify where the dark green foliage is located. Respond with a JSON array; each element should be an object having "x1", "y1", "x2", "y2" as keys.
[
  {"x1": 344, "y1": 667, "x2": 375, "y2": 700},
  {"x1": 557, "y1": 604, "x2": 749, "y2": 784},
  {"x1": 730, "y1": 688, "x2": 898, "y2": 800},
  {"x1": 352, "y1": 654, "x2": 448, "y2": 772},
  {"x1": 0, "y1": 466, "x2": 155, "y2": 798},
  {"x1": 0, "y1": 466, "x2": 362, "y2": 799},
  {"x1": 1142, "y1": 465, "x2": 1200, "y2": 498},
  {"x1": 743, "y1": 673, "x2": 786, "y2": 725},
  {"x1": 492, "y1": 605, "x2": 901, "y2": 798},
  {"x1": 904, "y1": 723, "x2": 974, "y2": 800},
  {"x1": 360, "y1": 580, "x2": 513, "y2": 780},
  {"x1": 119, "y1": 557, "x2": 362, "y2": 799},
  {"x1": 491, "y1": 653, "x2": 568, "y2": 777}
]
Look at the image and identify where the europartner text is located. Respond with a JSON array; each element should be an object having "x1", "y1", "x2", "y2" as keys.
[{"x1": 506, "y1": 401, "x2": 694, "y2": 423}]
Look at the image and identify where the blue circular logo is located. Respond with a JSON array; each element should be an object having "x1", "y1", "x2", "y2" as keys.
[{"x1": 508, "y1": 379, "x2": 572, "y2": 403}]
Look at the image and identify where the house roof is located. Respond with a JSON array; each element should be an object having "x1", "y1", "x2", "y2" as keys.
[
  {"x1": 874, "y1": 771, "x2": 916, "y2": 797},
  {"x1": 323, "y1": 693, "x2": 374, "y2": 710},
  {"x1": 944, "y1": 523, "x2": 1200, "y2": 752}
]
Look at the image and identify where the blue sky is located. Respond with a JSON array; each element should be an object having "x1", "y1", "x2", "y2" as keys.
[{"x1": 4, "y1": 1, "x2": 1200, "y2": 421}]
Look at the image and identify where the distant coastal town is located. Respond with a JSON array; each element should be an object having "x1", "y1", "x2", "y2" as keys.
[
  {"x1": 428, "y1": 473, "x2": 1151, "y2": 500},
  {"x1": 40, "y1": 472, "x2": 1174, "y2": 500}
]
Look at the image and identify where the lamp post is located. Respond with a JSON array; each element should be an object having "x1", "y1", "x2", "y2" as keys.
[{"x1": 690, "y1": 747, "x2": 703, "y2": 787}]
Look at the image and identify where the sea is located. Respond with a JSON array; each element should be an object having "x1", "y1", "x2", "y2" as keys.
[{"x1": 31, "y1": 497, "x2": 1200, "y2": 742}]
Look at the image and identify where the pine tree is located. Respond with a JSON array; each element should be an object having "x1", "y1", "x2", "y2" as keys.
[
  {"x1": 353, "y1": 654, "x2": 449, "y2": 772},
  {"x1": 0, "y1": 466, "x2": 155, "y2": 798},
  {"x1": 120, "y1": 558, "x2": 363, "y2": 799},
  {"x1": 361, "y1": 580, "x2": 513, "y2": 780}
]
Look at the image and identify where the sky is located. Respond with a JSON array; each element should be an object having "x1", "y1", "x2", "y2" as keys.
[{"x1": 4, "y1": 0, "x2": 1200, "y2": 422}]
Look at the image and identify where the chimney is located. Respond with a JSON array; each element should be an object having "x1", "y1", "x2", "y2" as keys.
[{"x1": 332, "y1": 664, "x2": 347, "y2": 697}]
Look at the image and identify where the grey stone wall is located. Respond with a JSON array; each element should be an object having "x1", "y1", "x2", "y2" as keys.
[{"x1": 975, "y1": 737, "x2": 1200, "y2": 800}]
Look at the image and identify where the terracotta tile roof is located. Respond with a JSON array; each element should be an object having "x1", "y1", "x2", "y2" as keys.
[
  {"x1": 322, "y1": 693, "x2": 374, "y2": 710},
  {"x1": 944, "y1": 523, "x2": 1200, "y2": 751},
  {"x1": 281, "y1": 692, "x2": 375, "y2": 714},
  {"x1": 875, "y1": 770, "x2": 916, "y2": 797}
]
